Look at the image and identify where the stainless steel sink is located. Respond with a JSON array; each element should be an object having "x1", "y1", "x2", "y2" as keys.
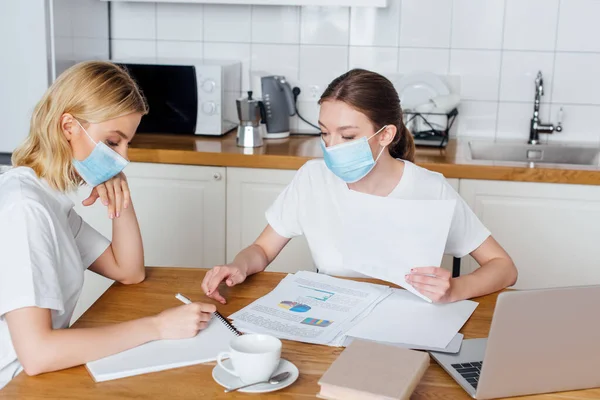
[{"x1": 469, "y1": 141, "x2": 600, "y2": 166}]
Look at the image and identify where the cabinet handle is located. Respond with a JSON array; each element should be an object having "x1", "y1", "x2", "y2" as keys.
[{"x1": 213, "y1": 172, "x2": 222, "y2": 181}]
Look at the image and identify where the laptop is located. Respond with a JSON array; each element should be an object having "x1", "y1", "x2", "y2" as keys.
[{"x1": 430, "y1": 285, "x2": 600, "y2": 399}]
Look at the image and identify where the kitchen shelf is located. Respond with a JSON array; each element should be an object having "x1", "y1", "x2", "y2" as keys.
[{"x1": 101, "y1": 0, "x2": 387, "y2": 7}]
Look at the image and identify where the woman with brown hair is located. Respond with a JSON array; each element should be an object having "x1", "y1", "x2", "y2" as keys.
[{"x1": 202, "y1": 69, "x2": 517, "y2": 304}]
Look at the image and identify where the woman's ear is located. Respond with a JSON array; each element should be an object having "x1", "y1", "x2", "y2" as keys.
[
  {"x1": 379, "y1": 125, "x2": 397, "y2": 146},
  {"x1": 60, "y1": 113, "x2": 76, "y2": 141}
]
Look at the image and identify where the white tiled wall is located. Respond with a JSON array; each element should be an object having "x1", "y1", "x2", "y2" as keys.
[
  {"x1": 54, "y1": 0, "x2": 109, "y2": 77},
  {"x1": 111, "y1": 0, "x2": 600, "y2": 143}
]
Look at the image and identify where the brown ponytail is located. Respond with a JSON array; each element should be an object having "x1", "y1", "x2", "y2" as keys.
[{"x1": 318, "y1": 69, "x2": 415, "y2": 163}]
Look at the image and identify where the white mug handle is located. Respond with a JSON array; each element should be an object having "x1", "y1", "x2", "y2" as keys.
[{"x1": 217, "y1": 352, "x2": 238, "y2": 377}]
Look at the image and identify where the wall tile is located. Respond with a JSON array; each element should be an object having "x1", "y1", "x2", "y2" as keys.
[
  {"x1": 451, "y1": 0, "x2": 505, "y2": 49},
  {"x1": 111, "y1": 39, "x2": 156, "y2": 60},
  {"x1": 553, "y1": 53, "x2": 600, "y2": 105},
  {"x1": 299, "y1": 45, "x2": 348, "y2": 90},
  {"x1": 73, "y1": 38, "x2": 109, "y2": 62},
  {"x1": 204, "y1": 4, "x2": 251, "y2": 43},
  {"x1": 557, "y1": 0, "x2": 600, "y2": 52},
  {"x1": 547, "y1": 104, "x2": 600, "y2": 144},
  {"x1": 251, "y1": 44, "x2": 300, "y2": 82},
  {"x1": 111, "y1": 2, "x2": 156, "y2": 40},
  {"x1": 300, "y1": 7, "x2": 349, "y2": 46},
  {"x1": 496, "y1": 101, "x2": 548, "y2": 141},
  {"x1": 503, "y1": 0, "x2": 558, "y2": 51},
  {"x1": 349, "y1": 47, "x2": 398, "y2": 74},
  {"x1": 252, "y1": 6, "x2": 300, "y2": 44},
  {"x1": 294, "y1": 101, "x2": 322, "y2": 133},
  {"x1": 204, "y1": 42, "x2": 252, "y2": 91},
  {"x1": 499, "y1": 51, "x2": 554, "y2": 102},
  {"x1": 457, "y1": 101, "x2": 498, "y2": 138},
  {"x1": 349, "y1": 0, "x2": 401, "y2": 47},
  {"x1": 398, "y1": 48, "x2": 450, "y2": 75},
  {"x1": 73, "y1": 0, "x2": 109, "y2": 39},
  {"x1": 399, "y1": 0, "x2": 452, "y2": 48},
  {"x1": 157, "y1": 40, "x2": 203, "y2": 59},
  {"x1": 157, "y1": 3, "x2": 203, "y2": 41},
  {"x1": 449, "y1": 50, "x2": 501, "y2": 101}
]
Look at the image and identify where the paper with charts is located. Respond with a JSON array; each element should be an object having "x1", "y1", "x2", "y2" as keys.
[
  {"x1": 229, "y1": 271, "x2": 393, "y2": 346},
  {"x1": 340, "y1": 190, "x2": 456, "y2": 302}
]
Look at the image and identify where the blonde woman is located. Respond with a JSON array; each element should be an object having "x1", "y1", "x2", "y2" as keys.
[{"x1": 0, "y1": 61, "x2": 216, "y2": 389}]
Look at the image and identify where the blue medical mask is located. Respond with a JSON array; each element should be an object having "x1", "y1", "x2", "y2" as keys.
[
  {"x1": 321, "y1": 125, "x2": 388, "y2": 183},
  {"x1": 72, "y1": 120, "x2": 129, "y2": 187}
]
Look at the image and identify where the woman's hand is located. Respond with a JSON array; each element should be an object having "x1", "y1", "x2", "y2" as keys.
[
  {"x1": 405, "y1": 267, "x2": 454, "y2": 303},
  {"x1": 201, "y1": 264, "x2": 249, "y2": 305},
  {"x1": 82, "y1": 172, "x2": 130, "y2": 219},
  {"x1": 152, "y1": 302, "x2": 217, "y2": 340}
]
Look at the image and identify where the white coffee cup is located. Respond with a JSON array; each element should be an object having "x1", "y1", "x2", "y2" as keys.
[{"x1": 217, "y1": 334, "x2": 282, "y2": 384}]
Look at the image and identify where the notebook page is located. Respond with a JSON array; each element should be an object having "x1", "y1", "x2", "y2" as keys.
[{"x1": 86, "y1": 314, "x2": 237, "y2": 382}]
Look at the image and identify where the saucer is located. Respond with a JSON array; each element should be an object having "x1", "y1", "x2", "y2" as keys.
[{"x1": 212, "y1": 358, "x2": 299, "y2": 393}]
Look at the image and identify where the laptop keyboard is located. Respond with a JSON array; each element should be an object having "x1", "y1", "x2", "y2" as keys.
[{"x1": 451, "y1": 362, "x2": 483, "y2": 390}]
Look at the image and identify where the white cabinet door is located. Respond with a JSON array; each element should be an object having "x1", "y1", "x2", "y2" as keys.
[
  {"x1": 125, "y1": 162, "x2": 226, "y2": 268},
  {"x1": 460, "y1": 179, "x2": 600, "y2": 289},
  {"x1": 69, "y1": 163, "x2": 226, "y2": 323},
  {"x1": 226, "y1": 168, "x2": 314, "y2": 274}
]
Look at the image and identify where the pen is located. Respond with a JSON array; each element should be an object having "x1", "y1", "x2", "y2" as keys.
[
  {"x1": 175, "y1": 293, "x2": 192, "y2": 305},
  {"x1": 176, "y1": 293, "x2": 229, "y2": 324}
]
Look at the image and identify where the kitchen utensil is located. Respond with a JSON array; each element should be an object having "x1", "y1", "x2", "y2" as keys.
[
  {"x1": 258, "y1": 75, "x2": 296, "y2": 139},
  {"x1": 224, "y1": 372, "x2": 290, "y2": 393},
  {"x1": 236, "y1": 91, "x2": 265, "y2": 148},
  {"x1": 395, "y1": 72, "x2": 450, "y2": 110}
]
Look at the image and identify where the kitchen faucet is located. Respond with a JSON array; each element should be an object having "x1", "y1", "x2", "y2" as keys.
[{"x1": 529, "y1": 71, "x2": 562, "y2": 144}]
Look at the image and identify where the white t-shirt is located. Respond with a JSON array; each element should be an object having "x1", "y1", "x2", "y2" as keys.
[
  {"x1": 266, "y1": 159, "x2": 490, "y2": 276},
  {"x1": 0, "y1": 167, "x2": 110, "y2": 389}
]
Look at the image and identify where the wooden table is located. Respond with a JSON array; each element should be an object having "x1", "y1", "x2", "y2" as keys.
[{"x1": 2, "y1": 268, "x2": 599, "y2": 399}]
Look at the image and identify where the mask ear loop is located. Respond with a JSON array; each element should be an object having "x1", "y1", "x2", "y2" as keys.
[
  {"x1": 369, "y1": 124, "x2": 389, "y2": 162},
  {"x1": 367, "y1": 124, "x2": 389, "y2": 141},
  {"x1": 74, "y1": 119, "x2": 97, "y2": 145}
]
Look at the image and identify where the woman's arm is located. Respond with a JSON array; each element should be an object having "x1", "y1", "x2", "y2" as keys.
[
  {"x1": 451, "y1": 236, "x2": 518, "y2": 301},
  {"x1": 85, "y1": 173, "x2": 145, "y2": 285},
  {"x1": 407, "y1": 236, "x2": 517, "y2": 303},
  {"x1": 5, "y1": 302, "x2": 216, "y2": 376},
  {"x1": 201, "y1": 225, "x2": 290, "y2": 304}
]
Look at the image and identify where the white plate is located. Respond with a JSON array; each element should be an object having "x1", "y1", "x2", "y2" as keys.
[
  {"x1": 395, "y1": 72, "x2": 450, "y2": 110},
  {"x1": 212, "y1": 358, "x2": 299, "y2": 393}
]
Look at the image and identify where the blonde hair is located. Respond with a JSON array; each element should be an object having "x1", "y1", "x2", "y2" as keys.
[{"x1": 12, "y1": 61, "x2": 148, "y2": 192}]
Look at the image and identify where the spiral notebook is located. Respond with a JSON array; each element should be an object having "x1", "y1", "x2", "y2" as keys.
[{"x1": 86, "y1": 311, "x2": 240, "y2": 382}]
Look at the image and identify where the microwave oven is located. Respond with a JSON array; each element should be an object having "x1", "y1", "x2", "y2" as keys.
[{"x1": 116, "y1": 59, "x2": 241, "y2": 136}]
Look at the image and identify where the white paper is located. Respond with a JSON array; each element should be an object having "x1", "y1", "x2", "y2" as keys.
[
  {"x1": 340, "y1": 190, "x2": 456, "y2": 302},
  {"x1": 85, "y1": 314, "x2": 238, "y2": 382},
  {"x1": 343, "y1": 333, "x2": 464, "y2": 354},
  {"x1": 345, "y1": 288, "x2": 478, "y2": 349},
  {"x1": 229, "y1": 271, "x2": 392, "y2": 346}
]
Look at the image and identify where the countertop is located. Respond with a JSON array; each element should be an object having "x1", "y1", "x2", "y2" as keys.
[{"x1": 129, "y1": 132, "x2": 600, "y2": 185}]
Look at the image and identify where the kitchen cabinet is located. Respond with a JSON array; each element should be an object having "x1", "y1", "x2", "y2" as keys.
[
  {"x1": 124, "y1": 162, "x2": 227, "y2": 268},
  {"x1": 226, "y1": 167, "x2": 314, "y2": 273},
  {"x1": 460, "y1": 179, "x2": 600, "y2": 289},
  {"x1": 102, "y1": 0, "x2": 387, "y2": 7},
  {"x1": 70, "y1": 162, "x2": 226, "y2": 323},
  {"x1": 72, "y1": 162, "x2": 227, "y2": 268}
]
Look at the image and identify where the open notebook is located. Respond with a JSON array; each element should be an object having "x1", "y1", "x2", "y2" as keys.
[{"x1": 86, "y1": 312, "x2": 240, "y2": 382}]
